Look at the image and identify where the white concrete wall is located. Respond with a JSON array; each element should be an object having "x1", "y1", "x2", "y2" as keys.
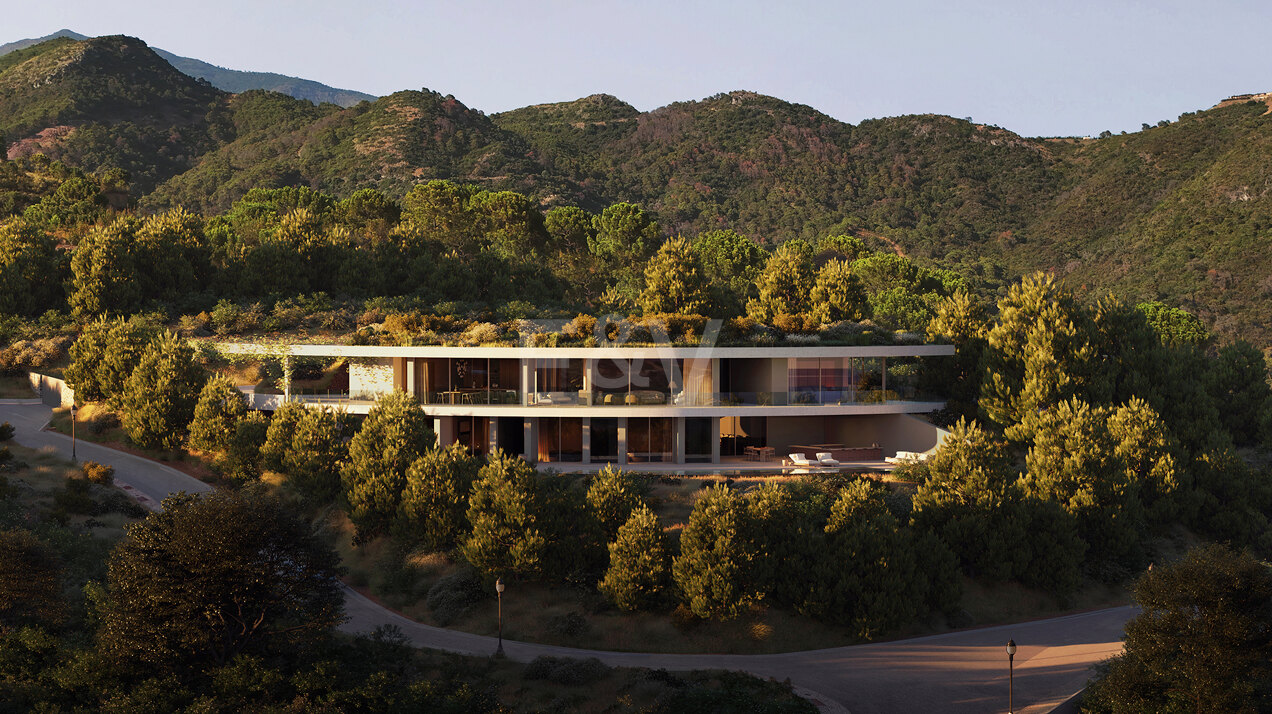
[
  {"x1": 349, "y1": 358, "x2": 395, "y2": 397},
  {"x1": 29, "y1": 373, "x2": 73, "y2": 408},
  {"x1": 824, "y1": 413, "x2": 949, "y2": 455}
]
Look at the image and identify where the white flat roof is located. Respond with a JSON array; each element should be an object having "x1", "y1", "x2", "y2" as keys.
[{"x1": 210, "y1": 342, "x2": 956, "y2": 359}]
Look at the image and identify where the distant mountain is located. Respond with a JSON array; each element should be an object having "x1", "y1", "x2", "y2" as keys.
[
  {"x1": 3, "y1": 31, "x2": 1272, "y2": 344},
  {"x1": 0, "y1": 29, "x2": 375, "y2": 108},
  {"x1": 0, "y1": 29, "x2": 88, "y2": 55}
]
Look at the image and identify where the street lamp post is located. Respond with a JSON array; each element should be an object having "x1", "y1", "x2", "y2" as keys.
[
  {"x1": 1006, "y1": 639, "x2": 1017, "y2": 713},
  {"x1": 70, "y1": 402, "x2": 78, "y2": 463},
  {"x1": 495, "y1": 577, "x2": 506, "y2": 657}
]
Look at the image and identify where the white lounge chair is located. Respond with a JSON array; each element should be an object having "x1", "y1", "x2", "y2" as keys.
[
  {"x1": 788, "y1": 453, "x2": 815, "y2": 467},
  {"x1": 815, "y1": 452, "x2": 840, "y2": 466}
]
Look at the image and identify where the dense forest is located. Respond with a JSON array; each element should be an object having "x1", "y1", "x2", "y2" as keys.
[{"x1": 2, "y1": 34, "x2": 1272, "y2": 344}]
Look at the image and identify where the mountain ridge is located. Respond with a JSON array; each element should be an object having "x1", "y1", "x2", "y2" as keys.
[
  {"x1": 2, "y1": 32, "x2": 1272, "y2": 345},
  {"x1": 0, "y1": 29, "x2": 375, "y2": 107}
]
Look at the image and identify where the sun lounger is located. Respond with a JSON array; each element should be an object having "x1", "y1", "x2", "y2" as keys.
[
  {"x1": 815, "y1": 452, "x2": 840, "y2": 466},
  {"x1": 788, "y1": 453, "x2": 815, "y2": 467}
]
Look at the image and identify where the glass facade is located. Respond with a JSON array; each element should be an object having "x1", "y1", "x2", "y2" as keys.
[
  {"x1": 590, "y1": 418, "x2": 619, "y2": 461},
  {"x1": 627, "y1": 417, "x2": 673, "y2": 463},
  {"x1": 537, "y1": 417, "x2": 583, "y2": 462}
]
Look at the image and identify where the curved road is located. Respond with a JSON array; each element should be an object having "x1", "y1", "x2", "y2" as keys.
[{"x1": 1, "y1": 399, "x2": 1131, "y2": 713}]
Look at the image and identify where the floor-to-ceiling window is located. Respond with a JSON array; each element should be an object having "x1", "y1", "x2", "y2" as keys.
[
  {"x1": 537, "y1": 417, "x2": 583, "y2": 462},
  {"x1": 685, "y1": 417, "x2": 713, "y2": 463},
  {"x1": 627, "y1": 417, "x2": 673, "y2": 462},
  {"x1": 590, "y1": 418, "x2": 619, "y2": 462}
]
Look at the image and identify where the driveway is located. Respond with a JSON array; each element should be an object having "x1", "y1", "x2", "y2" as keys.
[{"x1": 1, "y1": 399, "x2": 1129, "y2": 713}]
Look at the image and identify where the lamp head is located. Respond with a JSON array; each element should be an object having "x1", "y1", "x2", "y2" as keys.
[
  {"x1": 496, "y1": 577, "x2": 505, "y2": 594},
  {"x1": 1006, "y1": 639, "x2": 1017, "y2": 657}
]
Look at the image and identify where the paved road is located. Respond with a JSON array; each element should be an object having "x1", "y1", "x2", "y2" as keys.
[
  {"x1": 1, "y1": 399, "x2": 212, "y2": 508},
  {"x1": 1, "y1": 399, "x2": 1131, "y2": 713}
]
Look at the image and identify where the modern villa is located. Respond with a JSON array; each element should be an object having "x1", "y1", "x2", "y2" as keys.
[{"x1": 216, "y1": 342, "x2": 956, "y2": 469}]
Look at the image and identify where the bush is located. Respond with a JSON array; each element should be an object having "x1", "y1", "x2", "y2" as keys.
[
  {"x1": 425, "y1": 567, "x2": 486, "y2": 626},
  {"x1": 522, "y1": 656, "x2": 610, "y2": 686},
  {"x1": 53, "y1": 478, "x2": 98, "y2": 515},
  {"x1": 0, "y1": 422, "x2": 13, "y2": 441},
  {"x1": 546, "y1": 612, "x2": 591, "y2": 638},
  {"x1": 0, "y1": 337, "x2": 69, "y2": 375},
  {"x1": 81, "y1": 461, "x2": 114, "y2": 486}
]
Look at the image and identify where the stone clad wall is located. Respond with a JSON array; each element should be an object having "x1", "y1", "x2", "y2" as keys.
[{"x1": 349, "y1": 358, "x2": 395, "y2": 398}]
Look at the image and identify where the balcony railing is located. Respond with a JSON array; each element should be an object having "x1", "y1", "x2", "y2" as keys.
[{"x1": 408, "y1": 388, "x2": 935, "y2": 407}]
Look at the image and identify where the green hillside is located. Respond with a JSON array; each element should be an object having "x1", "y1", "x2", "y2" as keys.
[
  {"x1": 0, "y1": 29, "x2": 375, "y2": 108},
  {"x1": 2, "y1": 31, "x2": 1271, "y2": 344},
  {"x1": 0, "y1": 35, "x2": 223, "y2": 191},
  {"x1": 142, "y1": 89, "x2": 562, "y2": 213}
]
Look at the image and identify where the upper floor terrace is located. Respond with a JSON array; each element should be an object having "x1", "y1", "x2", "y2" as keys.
[{"x1": 213, "y1": 342, "x2": 956, "y2": 416}]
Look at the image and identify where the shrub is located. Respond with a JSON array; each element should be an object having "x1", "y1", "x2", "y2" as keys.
[
  {"x1": 522, "y1": 656, "x2": 610, "y2": 686},
  {"x1": 53, "y1": 478, "x2": 98, "y2": 515},
  {"x1": 546, "y1": 612, "x2": 591, "y2": 638},
  {"x1": 460, "y1": 322, "x2": 501, "y2": 346},
  {"x1": 425, "y1": 567, "x2": 486, "y2": 626},
  {"x1": 81, "y1": 461, "x2": 114, "y2": 486},
  {"x1": 0, "y1": 422, "x2": 13, "y2": 441},
  {"x1": 0, "y1": 337, "x2": 69, "y2": 376}
]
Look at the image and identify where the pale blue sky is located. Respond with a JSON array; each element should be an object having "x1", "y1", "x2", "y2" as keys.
[{"x1": 7, "y1": 0, "x2": 1270, "y2": 137}]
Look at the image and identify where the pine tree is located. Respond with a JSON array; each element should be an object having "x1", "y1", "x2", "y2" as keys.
[
  {"x1": 118, "y1": 332, "x2": 205, "y2": 451},
  {"x1": 342, "y1": 391, "x2": 435, "y2": 541},
  {"x1": 980, "y1": 273, "x2": 1105, "y2": 444},
  {"x1": 746, "y1": 243, "x2": 814, "y2": 323},
  {"x1": 598, "y1": 505, "x2": 669, "y2": 611},
  {"x1": 395, "y1": 443, "x2": 479, "y2": 551},
  {"x1": 803, "y1": 481, "x2": 920, "y2": 638},
  {"x1": 1021, "y1": 398, "x2": 1145, "y2": 567},
  {"x1": 809, "y1": 258, "x2": 868, "y2": 323},
  {"x1": 638, "y1": 237, "x2": 709, "y2": 315},
  {"x1": 260, "y1": 400, "x2": 307, "y2": 473},
  {"x1": 286, "y1": 407, "x2": 348, "y2": 503},
  {"x1": 461, "y1": 449, "x2": 544, "y2": 576},
  {"x1": 672, "y1": 484, "x2": 759, "y2": 620},
  {"x1": 188, "y1": 375, "x2": 248, "y2": 453},
  {"x1": 585, "y1": 465, "x2": 645, "y2": 541}
]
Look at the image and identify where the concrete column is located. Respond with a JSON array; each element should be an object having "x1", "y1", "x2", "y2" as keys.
[
  {"x1": 674, "y1": 417, "x2": 686, "y2": 464},
  {"x1": 770, "y1": 357, "x2": 787, "y2": 404},
  {"x1": 583, "y1": 359, "x2": 594, "y2": 405},
  {"x1": 405, "y1": 358, "x2": 416, "y2": 396},
  {"x1": 710, "y1": 417, "x2": 721, "y2": 463},
  {"x1": 617, "y1": 417, "x2": 628, "y2": 466},
  {"x1": 881, "y1": 357, "x2": 887, "y2": 399},
  {"x1": 712, "y1": 358, "x2": 721, "y2": 401},
  {"x1": 282, "y1": 355, "x2": 292, "y2": 401},
  {"x1": 434, "y1": 417, "x2": 456, "y2": 447},
  {"x1": 521, "y1": 359, "x2": 532, "y2": 405},
  {"x1": 523, "y1": 417, "x2": 536, "y2": 462},
  {"x1": 581, "y1": 417, "x2": 591, "y2": 464}
]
